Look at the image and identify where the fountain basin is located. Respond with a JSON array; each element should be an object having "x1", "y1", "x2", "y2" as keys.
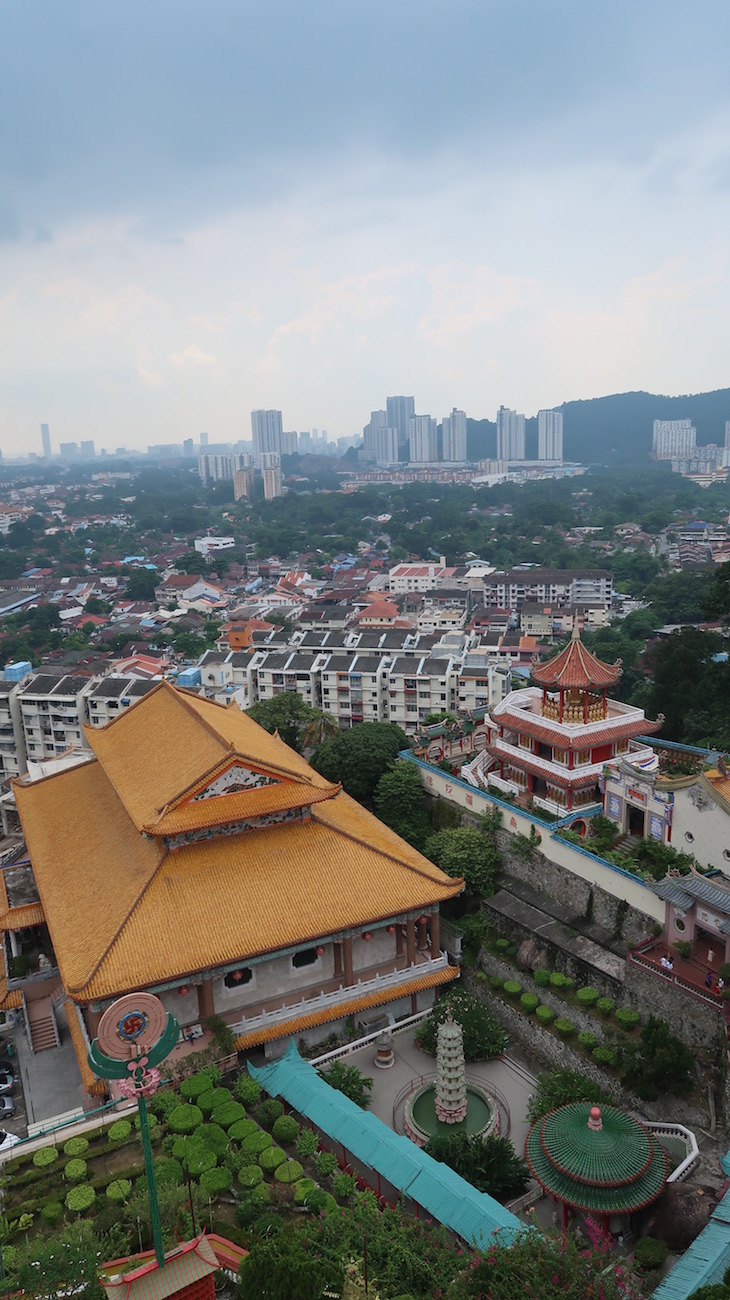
[{"x1": 404, "y1": 1081, "x2": 498, "y2": 1147}]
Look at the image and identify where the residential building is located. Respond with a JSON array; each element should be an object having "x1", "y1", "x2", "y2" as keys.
[
  {"x1": 233, "y1": 455, "x2": 255, "y2": 502},
  {"x1": 198, "y1": 454, "x2": 234, "y2": 485},
  {"x1": 537, "y1": 410, "x2": 563, "y2": 462},
  {"x1": 85, "y1": 677, "x2": 157, "y2": 727},
  {"x1": 408, "y1": 415, "x2": 438, "y2": 464},
  {"x1": 17, "y1": 674, "x2": 95, "y2": 764},
  {"x1": 80, "y1": 441, "x2": 95, "y2": 459},
  {"x1": 389, "y1": 562, "x2": 451, "y2": 594},
  {"x1": 59, "y1": 442, "x2": 78, "y2": 458},
  {"x1": 194, "y1": 536, "x2": 235, "y2": 557},
  {"x1": 261, "y1": 452, "x2": 283, "y2": 500},
  {"x1": 251, "y1": 409, "x2": 284, "y2": 459},
  {"x1": 652, "y1": 419, "x2": 696, "y2": 459},
  {"x1": 442, "y1": 408, "x2": 467, "y2": 462},
  {"x1": 40, "y1": 423, "x2": 51, "y2": 459},
  {"x1": 375, "y1": 426, "x2": 399, "y2": 466},
  {"x1": 496, "y1": 406, "x2": 525, "y2": 461},
  {"x1": 385, "y1": 655, "x2": 458, "y2": 730},
  {"x1": 200, "y1": 432, "x2": 209, "y2": 447},
  {"x1": 13, "y1": 683, "x2": 461, "y2": 1081},
  {"x1": 386, "y1": 396, "x2": 415, "y2": 457},
  {"x1": 483, "y1": 568, "x2": 613, "y2": 612},
  {"x1": 0, "y1": 681, "x2": 27, "y2": 787}
]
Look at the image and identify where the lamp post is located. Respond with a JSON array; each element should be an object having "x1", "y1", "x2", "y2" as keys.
[{"x1": 88, "y1": 993, "x2": 179, "y2": 1269}]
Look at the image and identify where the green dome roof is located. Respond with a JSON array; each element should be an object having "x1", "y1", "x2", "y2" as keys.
[{"x1": 525, "y1": 1104, "x2": 668, "y2": 1217}]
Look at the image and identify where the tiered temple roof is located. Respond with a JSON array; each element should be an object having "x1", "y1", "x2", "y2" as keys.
[
  {"x1": 531, "y1": 625, "x2": 622, "y2": 691},
  {"x1": 14, "y1": 682, "x2": 462, "y2": 1004}
]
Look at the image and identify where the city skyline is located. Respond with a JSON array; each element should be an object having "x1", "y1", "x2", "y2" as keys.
[{"x1": 1, "y1": 2, "x2": 730, "y2": 455}]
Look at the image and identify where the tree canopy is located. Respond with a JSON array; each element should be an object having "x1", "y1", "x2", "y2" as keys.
[
  {"x1": 311, "y1": 722, "x2": 409, "y2": 804},
  {"x1": 247, "y1": 693, "x2": 336, "y2": 754},
  {"x1": 373, "y1": 759, "x2": 432, "y2": 851},
  {"x1": 425, "y1": 827, "x2": 499, "y2": 898}
]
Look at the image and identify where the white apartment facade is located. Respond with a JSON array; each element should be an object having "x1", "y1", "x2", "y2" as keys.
[
  {"x1": 652, "y1": 419, "x2": 696, "y2": 459},
  {"x1": 496, "y1": 406, "x2": 526, "y2": 461},
  {"x1": 538, "y1": 410, "x2": 564, "y2": 462},
  {"x1": 442, "y1": 408, "x2": 467, "y2": 462}
]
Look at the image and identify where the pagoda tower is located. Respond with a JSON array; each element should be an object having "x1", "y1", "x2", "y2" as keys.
[
  {"x1": 485, "y1": 626, "x2": 660, "y2": 815},
  {"x1": 434, "y1": 1014, "x2": 468, "y2": 1124}
]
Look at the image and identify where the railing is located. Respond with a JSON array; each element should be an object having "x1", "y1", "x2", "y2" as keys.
[
  {"x1": 310, "y1": 1009, "x2": 431, "y2": 1066},
  {"x1": 391, "y1": 1070, "x2": 512, "y2": 1136},
  {"x1": 229, "y1": 955, "x2": 449, "y2": 1037},
  {"x1": 628, "y1": 947, "x2": 724, "y2": 1010},
  {"x1": 644, "y1": 1121, "x2": 700, "y2": 1182},
  {"x1": 20, "y1": 990, "x2": 31, "y2": 1054}
]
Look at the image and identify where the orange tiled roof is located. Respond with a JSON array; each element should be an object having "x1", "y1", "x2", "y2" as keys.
[
  {"x1": 0, "y1": 977, "x2": 22, "y2": 1010},
  {"x1": 146, "y1": 780, "x2": 338, "y2": 836},
  {"x1": 65, "y1": 1001, "x2": 108, "y2": 1096},
  {"x1": 0, "y1": 901, "x2": 45, "y2": 931},
  {"x1": 233, "y1": 964, "x2": 459, "y2": 1050},
  {"x1": 532, "y1": 626, "x2": 621, "y2": 690},
  {"x1": 14, "y1": 687, "x2": 463, "y2": 1002}
]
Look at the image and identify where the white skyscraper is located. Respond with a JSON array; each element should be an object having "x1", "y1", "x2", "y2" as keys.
[
  {"x1": 725, "y1": 420, "x2": 730, "y2": 450},
  {"x1": 408, "y1": 415, "x2": 438, "y2": 463},
  {"x1": 251, "y1": 409, "x2": 284, "y2": 458},
  {"x1": 387, "y1": 396, "x2": 415, "y2": 456},
  {"x1": 362, "y1": 410, "x2": 388, "y2": 462},
  {"x1": 40, "y1": 423, "x2": 51, "y2": 459},
  {"x1": 652, "y1": 419, "x2": 696, "y2": 459},
  {"x1": 375, "y1": 426, "x2": 399, "y2": 466},
  {"x1": 537, "y1": 410, "x2": 564, "y2": 462},
  {"x1": 442, "y1": 408, "x2": 467, "y2": 462},
  {"x1": 496, "y1": 406, "x2": 526, "y2": 461},
  {"x1": 261, "y1": 452, "x2": 283, "y2": 499}
]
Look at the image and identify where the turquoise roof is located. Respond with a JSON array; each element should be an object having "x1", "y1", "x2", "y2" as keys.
[
  {"x1": 653, "y1": 1182, "x2": 730, "y2": 1300},
  {"x1": 249, "y1": 1042, "x2": 521, "y2": 1250}
]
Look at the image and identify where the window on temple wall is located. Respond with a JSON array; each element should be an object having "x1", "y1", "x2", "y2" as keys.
[
  {"x1": 224, "y1": 967, "x2": 253, "y2": 989},
  {"x1": 518, "y1": 734, "x2": 531, "y2": 749},
  {"x1": 615, "y1": 739, "x2": 628, "y2": 754},
  {"x1": 292, "y1": 948, "x2": 319, "y2": 969},
  {"x1": 576, "y1": 749, "x2": 591, "y2": 766}
]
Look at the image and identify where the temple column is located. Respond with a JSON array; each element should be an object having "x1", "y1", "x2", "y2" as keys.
[
  {"x1": 416, "y1": 917, "x2": 429, "y2": 951},
  {"x1": 343, "y1": 936, "x2": 354, "y2": 987},
  {"x1": 333, "y1": 943, "x2": 342, "y2": 978},
  {"x1": 430, "y1": 912, "x2": 440, "y2": 960},
  {"x1": 8, "y1": 931, "x2": 19, "y2": 958},
  {"x1": 405, "y1": 920, "x2": 416, "y2": 967},
  {"x1": 197, "y1": 977, "x2": 215, "y2": 1024}
]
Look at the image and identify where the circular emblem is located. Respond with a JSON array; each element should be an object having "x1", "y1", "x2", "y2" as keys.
[{"x1": 97, "y1": 992, "x2": 168, "y2": 1059}]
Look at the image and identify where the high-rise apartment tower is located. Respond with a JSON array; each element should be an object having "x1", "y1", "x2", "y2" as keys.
[
  {"x1": 537, "y1": 410, "x2": 564, "y2": 462},
  {"x1": 40, "y1": 424, "x2": 51, "y2": 459},
  {"x1": 442, "y1": 408, "x2": 467, "y2": 462},
  {"x1": 496, "y1": 406, "x2": 526, "y2": 461}
]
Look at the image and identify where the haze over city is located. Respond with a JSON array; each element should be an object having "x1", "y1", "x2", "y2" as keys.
[{"x1": 2, "y1": 1, "x2": 730, "y2": 455}]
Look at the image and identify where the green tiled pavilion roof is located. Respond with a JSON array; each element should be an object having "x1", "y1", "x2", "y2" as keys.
[{"x1": 525, "y1": 1104, "x2": 668, "y2": 1217}]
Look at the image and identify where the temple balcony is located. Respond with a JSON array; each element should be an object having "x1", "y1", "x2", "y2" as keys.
[
  {"x1": 491, "y1": 687, "x2": 651, "y2": 737},
  {"x1": 488, "y1": 736, "x2": 656, "y2": 785}
]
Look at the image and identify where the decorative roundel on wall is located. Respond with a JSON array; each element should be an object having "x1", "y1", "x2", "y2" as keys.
[{"x1": 96, "y1": 992, "x2": 168, "y2": 1059}]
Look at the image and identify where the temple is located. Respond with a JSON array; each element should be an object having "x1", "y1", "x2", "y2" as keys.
[
  {"x1": 10, "y1": 682, "x2": 462, "y2": 1096},
  {"x1": 480, "y1": 626, "x2": 661, "y2": 816}
]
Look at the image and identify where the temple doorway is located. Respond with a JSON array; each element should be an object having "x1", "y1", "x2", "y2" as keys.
[{"x1": 627, "y1": 804, "x2": 645, "y2": 837}]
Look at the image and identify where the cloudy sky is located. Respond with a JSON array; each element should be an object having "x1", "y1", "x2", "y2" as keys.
[{"x1": 1, "y1": 1, "x2": 730, "y2": 456}]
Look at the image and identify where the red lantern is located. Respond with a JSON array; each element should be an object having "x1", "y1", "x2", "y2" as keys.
[
  {"x1": 232, "y1": 969, "x2": 243, "y2": 981},
  {"x1": 362, "y1": 931, "x2": 372, "y2": 942},
  {"x1": 386, "y1": 925, "x2": 396, "y2": 934},
  {"x1": 179, "y1": 985, "x2": 190, "y2": 996},
  {"x1": 316, "y1": 945, "x2": 326, "y2": 957},
  {"x1": 418, "y1": 915, "x2": 428, "y2": 925}
]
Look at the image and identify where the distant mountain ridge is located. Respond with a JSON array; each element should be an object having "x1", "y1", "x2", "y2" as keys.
[{"x1": 466, "y1": 387, "x2": 730, "y2": 464}]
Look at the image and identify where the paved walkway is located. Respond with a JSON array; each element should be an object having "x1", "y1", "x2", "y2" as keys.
[{"x1": 9, "y1": 1003, "x2": 90, "y2": 1134}]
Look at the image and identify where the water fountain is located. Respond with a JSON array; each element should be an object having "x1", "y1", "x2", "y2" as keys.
[{"x1": 404, "y1": 1014, "x2": 498, "y2": 1147}]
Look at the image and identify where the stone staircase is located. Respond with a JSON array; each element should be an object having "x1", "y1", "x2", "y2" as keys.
[{"x1": 26, "y1": 996, "x2": 58, "y2": 1052}]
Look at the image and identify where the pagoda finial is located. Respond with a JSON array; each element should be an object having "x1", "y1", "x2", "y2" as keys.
[
  {"x1": 587, "y1": 1105, "x2": 603, "y2": 1132},
  {"x1": 571, "y1": 621, "x2": 581, "y2": 641}
]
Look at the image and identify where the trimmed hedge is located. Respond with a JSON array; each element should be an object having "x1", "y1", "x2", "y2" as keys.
[
  {"x1": 535, "y1": 1005, "x2": 555, "y2": 1025},
  {"x1": 578, "y1": 1032, "x2": 598, "y2": 1051},
  {"x1": 274, "y1": 1159, "x2": 304, "y2": 1184},
  {"x1": 108, "y1": 1119, "x2": 133, "y2": 1143},
  {"x1": 180, "y1": 1070, "x2": 220, "y2": 1100},
  {"x1": 634, "y1": 1237, "x2": 669, "y2": 1271},
  {"x1": 549, "y1": 972, "x2": 568, "y2": 988},
  {"x1": 615, "y1": 1008, "x2": 640, "y2": 1030},
  {"x1": 554, "y1": 1018, "x2": 576, "y2": 1038},
  {"x1": 41, "y1": 1202, "x2": 63, "y2": 1226},
  {"x1": 258, "y1": 1146, "x2": 287, "y2": 1173},
  {"x1": 238, "y1": 1164, "x2": 264, "y2": 1189},
  {"x1": 503, "y1": 981, "x2": 522, "y2": 999},
  {"x1": 211, "y1": 1100, "x2": 246, "y2": 1129},
  {"x1": 495, "y1": 938, "x2": 510, "y2": 952},
  {"x1": 294, "y1": 1178, "x2": 317, "y2": 1206},
  {"x1": 134, "y1": 1112, "x2": 157, "y2": 1132},
  {"x1": 255, "y1": 1099, "x2": 285, "y2": 1131},
  {"x1": 106, "y1": 1179, "x2": 132, "y2": 1203},
  {"x1": 63, "y1": 1137, "x2": 89, "y2": 1158},
  {"x1": 155, "y1": 1158, "x2": 183, "y2": 1187},
  {"x1": 33, "y1": 1147, "x2": 59, "y2": 1168},
  {"x1": 168, "y1": 1104, "x2": 203, "y2": 1134},
  {"x1": 593, "y1": 1046, "x2": 616, "y2": 1067},
  {"x1": 234, "y1": 1075, "x2": 262, "y2": 1107},
  {"x1": 596, "y1": 997, "x2": 615, "y2": 1018},
  {"x1": 198, "y1": 1123, "x2": 229, "y2": 1155},
  {"x1": 228, "y1": 1118, "x2": 258, "y2": 1143},
  {"x1": 65, "y1": 1184, "x2": 96, "y2": 1213},
  {"x1": 65, "y1": 1158, "x2": 88, "y2": 1183},
  {"x1": 520, "y1": 993, "x2": 539, "y2": 1013},
  {"x1": 576, "y1": 987, "x2": 600, "y2": 1007},
  {"x1": 241, "y1": 1131, "x2": 273, "y2": 1156},
  {"x1": 272, "y1": 1115, "x2": 300, "y2": 1145},
  {"x1": 533, "y1": 968, "x2": 551, "y2": 987},
  {"x1": 489, "y1": 976, "x2": 503, "y2": 990},
  {"x1": 199, "y1": 1166, "x2": 232, "y2": 1195},
  {"x1": 198, "y1": 1088, "x2": 231, "y2": 1117},
  {"x1": 315, "y1": 1150, "x2": 338, "y2": 1177}
]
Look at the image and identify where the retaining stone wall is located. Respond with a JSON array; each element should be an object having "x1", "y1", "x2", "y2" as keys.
[
  {"x1": 481, "y1": 903, "x2": 624, "y2": 1001},
  {"x1": 497, "y1": 832, "x2": 650, "y2": 945},
  {"x1": 464, "y1": 971, "x2": 712, "y2": 1129},
  {"x1": 478, "y1": 948, "x2": 618, "y2": 1039}
]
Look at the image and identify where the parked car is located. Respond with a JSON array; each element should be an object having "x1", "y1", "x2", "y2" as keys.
[
  {"x1": 0, "y1": 1097, "x2": 14, "y2": 1118},
  {"x1": 0, "y1": 1129, "x2": 19, "y2": 1151},
  {"x1": 0, "y1": 1069, "x2": 13, "y2": 1095},
  {"x1": 0, "y1": 1058, "x2": 14, "y2": 1075}
]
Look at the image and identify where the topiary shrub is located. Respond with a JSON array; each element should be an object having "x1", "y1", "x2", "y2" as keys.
[
  {"x1": 197, "y1": 1087, "x2": 231, "y2": 1117},
  {"x1": 33, "y1": 1146, "x2": 59, "y2": 1168},
  {"x1": 475, "y1": 971, "x2": 488, "y2": 983},
  {"x1": 234, "y1": 1075, "x2": 262, "y2": 1107},
  {"x1": 197, "y1": 1123, "x2": 229, "y2": 1155},
  {"x1": 255, "y1": 1099, "x2": 285, "y2": 1131},
  {"x1": 155, "y1": 1158, "x2": 184, "y2": 1187},
  {"x1": 65, "y1": 1157, "x2": 88, "y2": 1182},
  {"x1": 616, "y1": 1007, "x2": 640, "y2": 1030},
  {"x1": 633, "y1": 1237, "x2": 669, "y2": 1271},
  {"x1": 238, "y1": 1164, "x2": 264, "y2": 1189},
  {"x1": 578, "y1": 1032, "x2": 598, "y2": 1051},
  {"x1": 180, "y1": 1069, "x2": 220, "y2": 1100},
  {"x1": 495, "y1": 938, "x2": 510, "y2": 952},
  {"x1": 293, "y1": 1178, "x2": 317, "y2": 1206},
  {"x1": 228, "y1": 1118, "x2": 258, "y2": 1143},
  {"x1": 554, "y1": 1018, "x2": 575, "y2": 1038},
  {"x1": 211, "y1": 1100, "x2": 246, "y2": 1130},
  {"x1": 490, "y1": 976, "x2": 503, "y2": 990},
  {"x1": 168, "y1": 1104, "x2": 203, "y2": 1134},
  {"x1": 65, "y1": 1184, "x2": 96, "y2": 1214},
  {"x1": 108, "y1": 1119, "x2": 133, "y2": 1143},
  {"x1": 199, "y1": 1166, "x2": 232, "y2": 1195},
  {"x1": 300, "y1": 1188, "x2": 328, "y2": 1214},
  {"x1": 174, "y1": 1138, "x2": 216, "y2": 1178},
  {"x1": 106, "y1": 1179, "x2": 132, "y2": 1203},
  {"x1": 315, "y1": 1150, "x2": 338, "y2": 1177},
  {"x1": 134, "y1": 1112, "x2": 157, "y2": 1132},
  {"x1": 241, "y1": 1130, "x2": 273, "y2": 1156},
  {"x1": 535, "y1": 1005, "x2": 555, "y2": 1025},
  {"x1": 520, "y1": 993, "x2": 539, "y2": 1013},
  {"x1": 549, "y1": 972, "x2": 567, "y2": 989},
  {"x1": 272, "y1": 1114, "x2": 300, "y2": 1145},
  {"x1": 251, "y1": 1181, "x2": 271, "y2": 1205},
  {"x1": 332, "y1": 1170, "x2": 357, "y2": 1202},
  {"x1": 563, "y1": 977, "x2": 574, "y2": 989},
  {"x1": 596, "y1": 997, "x2": 615, "y2": 1018},
  {"x1": 296, "y1": 1127, "x2": 319, "y2": 1158},
  {"x1": 41, "y1": 1201, "x2": 63, "y2": 1226},
  {"x1": 576, "y1": 987, "x2": 600, "y2": 1007},
  {"x1": 533, "y1": 968, "x2": 551, "y2": 987},
  {"x1": 503, "y1": 980, "x2": 522, "y2": 999},
  {"x1": 258, "y1": 1146, "x2": 287, "y2": 1173},
  {"x1": 592, "y1": 1046, "x2": 616, "y2": 1067},
  {"x1": 275, "y1": 1159, "x2": 304, "y2": 1185},
  {"x1": 63, "y1": 1136, "x2": 89, "y2": 1157},
  {"x1": 149, "y1": 1090, "x2": 180, "y2": 1120}
]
